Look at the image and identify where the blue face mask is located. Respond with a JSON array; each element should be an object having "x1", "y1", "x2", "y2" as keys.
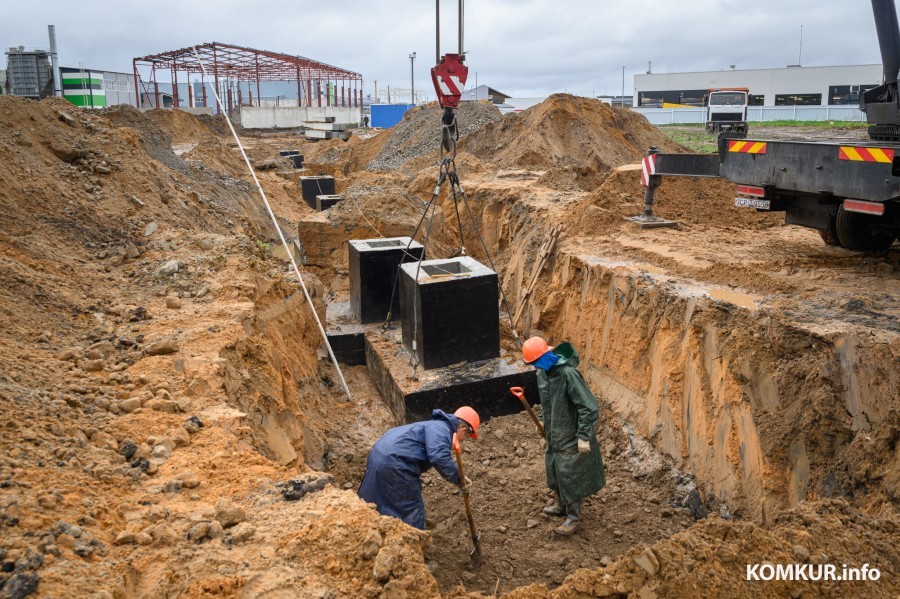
[{"x1": 532, "y1": 351, "x2": 560, "y2": 371}]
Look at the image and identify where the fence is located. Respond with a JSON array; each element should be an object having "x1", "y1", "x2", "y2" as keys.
[{"x1": 632, "y1": 105, "x2": 868, "y2": 125}]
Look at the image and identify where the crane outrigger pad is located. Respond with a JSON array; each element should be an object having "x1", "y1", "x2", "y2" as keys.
[{"x1": 625, "y1": 214, "x2": 678, "y2": 229}]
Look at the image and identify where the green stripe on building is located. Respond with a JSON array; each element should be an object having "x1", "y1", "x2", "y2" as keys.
[
  {"x1": 62, "y1": 77, "x2": 102, "y2": 85},
  {"x1": 65, "y1": 94, "x2": 108, "y2": 107}
]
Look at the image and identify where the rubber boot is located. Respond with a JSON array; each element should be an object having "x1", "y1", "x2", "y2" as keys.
[
  {"x1": 555, "y1": 500, "x2": 582, "y2": 536},
  {"x1": 542, "y1": 494, "x2": 565, "y2": 517}
]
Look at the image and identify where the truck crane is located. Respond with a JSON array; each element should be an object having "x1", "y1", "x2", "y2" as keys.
[{"x1": 635, "y1": 0, "x2": 900, "y2": 251}]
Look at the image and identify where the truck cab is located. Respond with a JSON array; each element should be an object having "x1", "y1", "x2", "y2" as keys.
[{"x1": 706, "y1": 89, "x2": 749, "y2": 134}]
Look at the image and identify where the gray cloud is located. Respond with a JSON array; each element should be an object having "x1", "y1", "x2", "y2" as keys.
[{"x1": 0, "y1": 0, "x2": 884, "y2": 99}]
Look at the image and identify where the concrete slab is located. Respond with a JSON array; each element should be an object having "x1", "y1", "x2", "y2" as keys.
[{"x1": 366, "y1": 327, "x2": 539, "y2": 423}]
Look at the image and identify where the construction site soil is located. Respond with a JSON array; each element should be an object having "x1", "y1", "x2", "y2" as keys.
[{"x1": 0, "y1": 94, "x2": 897, "y2": 598}]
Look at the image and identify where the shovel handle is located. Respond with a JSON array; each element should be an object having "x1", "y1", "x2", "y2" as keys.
[
  {"x1": 510, "y1": 387, "x2": 544, "y2": 437},
  {"x1": 454, "y1": 448, "x2": 483, "y2": 563}
]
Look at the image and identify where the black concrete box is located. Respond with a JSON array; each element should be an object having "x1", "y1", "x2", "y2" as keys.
[
  {"x1": 399, "y1": 256, "x2": 500, "y2": 370},
  {"x1": 300, "y1": 176, "x2": 335, "y2": 208},
  {"x1": 316, "y1": 194, "x2": 342, "y2": 211},
  {"x1": 290, "y1": 154, "x2": 305, "y2": 169},
  {"x1": 350, "y1": 237, "x2": 424, "y2": 324},
  {"x1": 325, "y1": 301, "x2": 367, "y2": 366},
  {"x1": 279, "y1": 150, "x2": 299, "y2": 156}
]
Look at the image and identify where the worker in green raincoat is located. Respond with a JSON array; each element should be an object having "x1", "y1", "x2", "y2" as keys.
[{"x1": 522, "y1": 336, "x2": 605, "y2": 535}]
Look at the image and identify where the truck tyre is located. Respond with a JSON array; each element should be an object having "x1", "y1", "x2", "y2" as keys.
[
  {"x1": 819, "y1": 216, "x2": 841, "y2": 247},
  {"x1": 835, "y1": 205, "x2": 897, "y2": 251}
]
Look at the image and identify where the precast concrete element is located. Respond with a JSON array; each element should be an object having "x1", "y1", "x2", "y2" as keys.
[
  {"x1": 316, "y1": 195, "x2": 343, "y2": 211},
  {"x1": 399, "y1": 256, "x2": 500, "y2": 370},
  {"x1": 349, "y1": 237, "x2": 425, "y2": 324},
  {"x1": 278, "y1": 152, "x2": 304, "y2": 168},
  {"x1": 324, "y1": 301, "x2": 371, "y2": 366},
  {"x1": 299, "y1": 176, "x2": 335, "y2": 208},
  {"x1": 239, "y1": 106, "x2": 361, "y2": 129},
  {"x1": 366, "y1": 328, "x2": 538, "y2": 423}
]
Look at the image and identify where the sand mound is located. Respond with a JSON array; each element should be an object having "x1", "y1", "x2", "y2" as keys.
[
  {"x1": 464, "y1": 94, "x2": 682, "y2": 187},
  {"x1": 564, "y1": 166, "x2": 784, "y2": 236},
  {"x1": 368, "y1": 101, "x2": 502, "y2": 171}
]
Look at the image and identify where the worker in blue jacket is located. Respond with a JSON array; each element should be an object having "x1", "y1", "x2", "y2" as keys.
[{"x1": 358, "y1": 406, "x2": 480, "y2": 529}]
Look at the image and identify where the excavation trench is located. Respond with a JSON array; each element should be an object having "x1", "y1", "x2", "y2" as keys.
[
  {"x1": 267, "y1": 180, "x2": 897, "y2": 593},
  {"x1": 200, "y1": 167, "x2": 900, "y2": 596},
  {"x1": 3, "y1": 95, "x2": 898, "y2": 598}
]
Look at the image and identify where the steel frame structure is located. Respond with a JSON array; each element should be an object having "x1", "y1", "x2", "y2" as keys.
[{"x1": 132, "y1": 41, "x2": 363, "y2": 112}]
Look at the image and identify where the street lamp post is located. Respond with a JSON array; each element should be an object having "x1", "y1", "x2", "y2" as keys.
[
  {"x1": 621, "y1": 66, "x2": 625, "y2": 106},
  {"x1": 410, "y1": 52, "x2": 417, "y2": 104}
]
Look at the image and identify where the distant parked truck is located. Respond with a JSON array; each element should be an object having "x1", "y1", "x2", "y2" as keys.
[{"x1": 705, "y1": 88, "x2": 749, "y2": 134}]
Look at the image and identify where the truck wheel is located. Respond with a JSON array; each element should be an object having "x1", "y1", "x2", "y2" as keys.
[
  {"x1": 835, "y1": 205, "x2": 897, "y2": 251},
  {"x1": 819, "y1": 217, "x2": 841, "y2": 247}
]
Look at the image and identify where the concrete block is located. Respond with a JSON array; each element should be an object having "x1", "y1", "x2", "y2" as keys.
[
  {"x1": 350, "y1": 237, "x2": 424, "y2": 324},
  {"x1": 399, "y1": 256, "x2": 500, "y2": 370},
  {"x1": 316, "y1": 195, "x2": 343, "y2": 211},
  {"x1": 279, "y1": 150, "x2": 299, "y2": 157},
  {"x1": 325, "y1": 301, "x2": 368, "y2": 366},
  {"x1": 300, "y1": 176, "x2": 335, "y2": 208}
]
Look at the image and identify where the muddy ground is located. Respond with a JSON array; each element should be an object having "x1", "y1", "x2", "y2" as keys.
[{"x1": 0, "y1": 94, "x2": 897, "y2": 598}]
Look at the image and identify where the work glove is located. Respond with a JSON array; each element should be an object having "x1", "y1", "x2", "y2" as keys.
[
  {"x1": 463, "y1": 476, "x2": 472, "y2": 488},
  {"x1": 577, "y1": 439, "x2": 591, "y2": 454}
]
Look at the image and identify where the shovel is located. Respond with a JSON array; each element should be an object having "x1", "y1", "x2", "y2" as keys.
[
  {"x1": 510, "y1": 386, "x2": 544, "y2": 436},
  {"x1": 453, "y1": 433, "x2": 482, "y2": 566}
]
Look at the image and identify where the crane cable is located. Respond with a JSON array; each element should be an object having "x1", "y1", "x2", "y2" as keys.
[{"x1": 191, "y1": 47, "x2": 353, "y2": 402}]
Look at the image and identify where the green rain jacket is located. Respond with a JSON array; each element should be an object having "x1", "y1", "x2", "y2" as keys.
[{"x1": 536, "y1": 342, "x2": 606, "y2": 505}]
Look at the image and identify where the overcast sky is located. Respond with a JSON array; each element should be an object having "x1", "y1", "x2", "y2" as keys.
[{"x1": 1, "y1": 0, "x2": 886, "y2": 99}]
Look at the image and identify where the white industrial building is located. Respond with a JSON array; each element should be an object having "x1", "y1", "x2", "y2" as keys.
[{"x1": 633, "y1": 64, "x2": 883, "y2": 107}]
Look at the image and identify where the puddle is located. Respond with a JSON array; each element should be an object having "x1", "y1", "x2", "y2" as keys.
[{"x1": 707, "y1": 287, "x2": 760, "y2": 310}]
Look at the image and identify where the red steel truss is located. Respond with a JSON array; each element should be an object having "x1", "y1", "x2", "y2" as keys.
[{"x1": 132, "y1": 41, "x2": 363, "y2": 111}]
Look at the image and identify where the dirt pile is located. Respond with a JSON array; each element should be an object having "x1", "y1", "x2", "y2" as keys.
[
  {"x1": 563, "y1": 166, "x2": 785, "y2": 237},
  {"x1": 463, "y1": 94, "x2": 682, "y2": 189},
  {"x1": 368, "y1": 101, "x2": 502, "y2": 171},
  {"x1": 0, "y1": 96, "x2": 406, "y2": 597},
  {"x1": 506, "y1": 499, "x2": 898, "y2": 598}
]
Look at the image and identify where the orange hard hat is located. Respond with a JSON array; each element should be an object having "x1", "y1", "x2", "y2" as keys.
[
  {"x1": 454, "y1": 406, "x2": 480, "y2": 439},
  {"x1": 522, "y1": 336, "x2": 551, "y2": 363}
]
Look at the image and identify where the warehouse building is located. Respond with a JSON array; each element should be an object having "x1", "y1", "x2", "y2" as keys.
[
  {"x1": 60, "y1": 67, "x2": 136, "y2": 108},
  {"x1": 633, "y1": 64, "x2": 883, "y2": 107}
]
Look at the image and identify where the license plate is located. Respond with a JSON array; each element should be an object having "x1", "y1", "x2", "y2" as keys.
[{"x1": 734, "y1": 197, "x2": 770, "y2": 210}]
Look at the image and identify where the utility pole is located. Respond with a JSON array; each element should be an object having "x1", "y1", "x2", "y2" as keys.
[
  {"x1": 798, "y1": 24, "x2": 803, "y2": 66},
  {"x1": 621, "y1": 66, "x2": 625, "y2": 106},
  {"x1": 409, "y1": 52, "x2": 416, "y2": 104}
]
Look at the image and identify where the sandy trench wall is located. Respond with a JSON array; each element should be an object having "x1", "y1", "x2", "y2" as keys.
[
  {"x1": 216, "y1": 277, "x2": 332, "y2": 470},
  {"x1": 476, "y1": 194, "x2": 899, "y2": 523}
]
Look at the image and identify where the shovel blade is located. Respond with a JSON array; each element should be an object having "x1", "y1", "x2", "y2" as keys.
[{"x1": 469, "y1": 535, "x2": 483, "y2": 566}]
